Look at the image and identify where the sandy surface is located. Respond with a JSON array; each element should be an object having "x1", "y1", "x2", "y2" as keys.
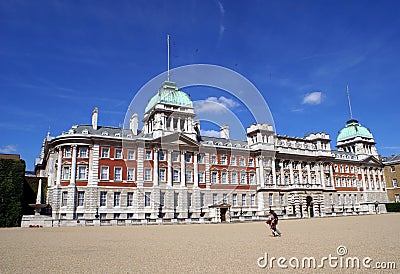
[{"x1": 1, "y1": 214, "x2": 399, "y2": 273}]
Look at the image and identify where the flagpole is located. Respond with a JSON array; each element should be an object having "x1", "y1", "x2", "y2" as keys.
[
  {"x1": 167, "y1": 34, "x2": 170, "y2": 81},
  {"x1": 346, "y1": 84, "x2": 353, "y2": 119}
]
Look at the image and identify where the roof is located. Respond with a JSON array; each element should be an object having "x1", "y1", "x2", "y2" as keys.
[
  {"x1": 145, "y1": 81, "x2": 193, "y2": 113},
  {"x1": 337, "y1": 119, "x2": 373, "y2": 142},
  {"x1": 382, "y1": 154, "x2": 400, "y2": 164}
]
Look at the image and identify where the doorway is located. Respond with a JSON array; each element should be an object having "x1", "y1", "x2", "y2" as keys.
[
  {"x1": 220, "y1": 208, "x2": 227, "y2": 222},
  {"x1": 306, "y1": 196, "x2": 314, "y2": 217}
]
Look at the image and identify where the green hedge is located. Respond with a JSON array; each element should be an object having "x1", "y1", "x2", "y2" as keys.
[
  {"x1": 0, "y1": 158, "x2": 25, "y2": 227},
  {"x1": 385, "y1": 203, "x2": 400, "y2": 212}
]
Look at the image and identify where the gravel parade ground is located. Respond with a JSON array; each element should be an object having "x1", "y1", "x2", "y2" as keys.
[{"x1": 1, "y1": 213, "x2": 399, "y2": 273}]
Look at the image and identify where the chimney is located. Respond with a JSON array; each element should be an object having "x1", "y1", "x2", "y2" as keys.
[
  {"x1": 220, "y1": 125, "x2": 230, "y2": 139},
  {"x1": 92, "y1": 107, "x2": 98, "y2": 130},
  {"x1": 130, "y1": 113, "x2": 138, "y2": 135}
]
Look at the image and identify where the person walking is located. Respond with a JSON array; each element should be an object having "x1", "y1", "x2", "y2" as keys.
[{"x1": 268, "y1": 210, "x2": 282, "y2": 237}]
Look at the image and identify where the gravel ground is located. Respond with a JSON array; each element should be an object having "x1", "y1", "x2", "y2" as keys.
[{"x1": 0, "y1": 214, "x2": 399, "y2": 274}]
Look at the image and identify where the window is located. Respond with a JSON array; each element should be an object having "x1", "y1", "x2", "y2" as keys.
[
  {"x1": 172, "y1": 152, "x2": 179, "y2": 162},
  {"x1": 101, "y1": 148, "x2": 110, "y2": 158},
  {"x1": 127, "y1": 192, "x2": 133, "y2": 207},
  {"x1": 115, "y1": 149, "x2": 122, "y2": 159},
  {"x1": 391, "y1": 166, "x2": 396, "y2": 173},
  {"x1": 213, "y1": 194, "x2": 218, "y2": 204},
  {"x1": 100, "y1": 191, "x2": 107, "y2": 206},
  {"x1": 221, "y1": 172, "x2": 227, "y2": 184},
  {"x1": 211, "y1": 155, "x2": 217, "y2": 164},
  {"x1": 395, "y1": 194, "x2": 400, "y2": 203},
  {"x1": 239, "y1": 158, "x2": 245, "y2": 166},
  {"x1": 159, "y1": 151, "x2": 165, "y2": 161},
  {"x1": 160, "y1": 191, "x2": 165, "y2": 206},
  {"x1": 334, "y1": 166, "x2": 338, "y2": 172},
  {"x1": 127, "y1": 168, "x2": 135, "y2": 181},
  {"x1": 231, "y1": 172, "x2": 237, "y2": 184},
  {"x1": 100, "y1": 213, "x2": 107, "y2": 219},
  {"x1": 185, "y1": 153, "x2": 192, "y2": 163},
  {"x1": 145, "y1": 192, "x2": 151, "y2": 207},
  {"x1": 223, "y1": 193, "x2": 227, "y2": 204},
  {"x1": 279, "y1": 194, "x2": 284, "y2": 205},
  {"x1": 78, "y1": 166, "x2": 87, "y2": 180},
  {"x1": 78, "y1": 191, "x2": 84, "y2": 206},
  {"x1": 145, "y1": 150, "x2": 152, "y2": 160},
  {"x1": 114, "y1": 192, "x2": 120, "y2": 207},
  {"x1": 144, "y1": 168, "x2": 152, "y2": 181},
  {"x1": 230, "y1": 157, "x2": 236, "y2": 166},
  {"x1": 62, "y1": 166, "x2": 70, "y2": 180},
  {"x1": 354, "y1": 194, "x2": 358, "y2": 204},
  {"x1": 128, "y1": 150, "x2": 135, "y2": 160},
  {"x1": 338, "y1": 194, "x2": 341, "y2": 205},
  {"x1": 329, "y1": 194, "x2": 333, "y2": 204},
  {"x1": 174, "y1": 192, "x2": 179, "y2": 208},
  {"x1": 343, "y1": 194, "x2": 347, "y2": 204},
  {"x1": 187, "y1": 192, "x2": 192, "y2": 207},
  {"x1": 77, "y1": 213, "x2": 84, "y2": 219},
  {"x1": 185, "y1": 171, "x2": 192, "y2": 183},
  {"x1": 114, "y1": 167, "x2": 122, "y2": 181},
  {"x1": 173, "y1": 170, "x2": 179, "y2": 182},
  {"x1": 232, "y1": 194, "x2": 237, "y2": 206},
  {"x1": 251, "y1": 194, "x2": 256, "y2": 206},
  {"x1": 248, "y1": 158, "x2": 254, "y2": 167},
  {"x1": 249, "y1": 173, "x2": 255, "y2": 184},
  {"x1": 100, "y1": 166, "x2": 109, "y2": 180},
  {"x1": 242, "y1": 194, "x2": 246, "y2": 206},
  {"x1": 269, "y1": 193, "x2": 273, "y2": 206},
  {"x1": 198, "y1": 172, "x2": 204, "y2": 183},
  {"x1": 393, "y1": 179, "x2": 398, "y2": 188},
  {"x1": 64, "y1": 147, "x2": 71, "y2": 158},
  {"x1": 114, "y1": 213, "x2": 120, "y2": 219},
  {"x1": 198, "y1": 154, "x2": 204, "y2": 163},
  {"x1": 211, "y1": 172, "x2": 218, "y2": 183},
  {"x1": 61, "y1": 191, "x2": 68, "y2": 206},
  {"x1": 200, "y1": 193, "x2": 205, "y2": 207},
  {"x1": 127, "y1": 213, "x2": 134, "y2": 219},
  {"x1": 221, "y1": 156, "x2": 227, "y2": 165},
  {"x1": 159, "y1": 169, "x2": 166, "y2": 181},
  {"x1": 78, "y1": 147, "x2": 88, "y2": 158},
  {"x1": 240, "y1": 173, "x2": 246, "y2": 184}
]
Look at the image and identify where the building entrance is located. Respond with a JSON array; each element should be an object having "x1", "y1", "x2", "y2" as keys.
[{"x1": 306, "y1": 196, "x2": 314, "y2": 217}]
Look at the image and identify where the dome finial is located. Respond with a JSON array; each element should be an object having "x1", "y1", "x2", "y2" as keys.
[{"x1": 346, "y1": 84, "x2": 353, "y2": 119}]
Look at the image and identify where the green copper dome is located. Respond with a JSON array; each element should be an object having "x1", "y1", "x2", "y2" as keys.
[
  {"x1": 337, "y1": 119, "x2": 373, "y2": 142},
  {"x1": 145, "y1": 81, "x2": 193, "y2": 113}
]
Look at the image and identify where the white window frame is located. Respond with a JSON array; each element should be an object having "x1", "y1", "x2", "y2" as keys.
[
  {"x1": 230, "y1": 157, "x2": 236, "y2": 166},
  {"x1": 78, "y1": 166, "x2": 87, "y2": 180},
  {"x1": 114, "y1": 148, "x2": 122, "y2": 159},
  {"x1": 127, "y1": 192, "x2": 134, "y2": 207},
  {"x1": 393, "y1": 179, "x2": 398, "y2": 188},
  {"x1": 78, "y1": 191, "x2": 85, "y2": 207},
  {"x1": 232, "y1": 194, "x2": 237, "y2": 206},
  {"x1": 231, "y1": 172, "x2": 237, "y2": 184},
  {"x1": 145, "y1": 192, "x2": 151, "y2": 207},
  {"x1": 144, "y1": 168, "x2": 152, "y2": 181},
  {"x1": 221, "y1": 156, "x2": 227, "y2": 165},
  {"x1": 100, "y1": 191, "x2": 107, "y2": 207},
  {"x1": 211, "y1": 155, "x2": 217, "y2": 164},
  {"x1": 198, "y1": 172, "x2": 204, "y2": 183},
  {"x1": 211, "y1": 171, "x2": 218, "y2": 183},
  {"x1": 62, "y1": 166, "x2": 70, "y2": 180},
  {"x1": 221, "y1": 172, "x2": 227, "y2": 184},
  {"x1": 249, "y1": 173, "x2": 255, "y2": 184},
  {"x1": 173, "y1": 169, "x2": 180, "y2": 182},
  {"x1": 172, "y1": 152, "x2": 179, "y2": 162},
  {"x1": 212, "y1": 194, "x2": 218, "y2": 204},
  {"x1": 251, "y1": 194, "x2": 256, "y2": 206},
  {"x1": 61, "y1": 191, "x2": 68, "y2": 207},
  {"x1": 101, "y1": 147, "x2": 110, "y2": 158},
  {"x1": 114, "y1": 192, "x2": 121, "y2": 207},
  {"x1": 145, "y1": 150, "x2": 152, "y2": 160},
  {"x1": 159, "y1": 168, "x2": 166, "y2": 182},
  {"x1": 128, "y1": 150, "x2": 135, "y2": 160},
  {"x1": 114, "y1": 167, "x2": 122, "y2": 181},
  {"x1": 64, "y1": 147, "x2": 71, "y2": 158},
  {"x1": 127, "y1": 168, "x2": 135, "y2": 181},
  {"x1": 100, "y1": 166, "x2": 109, "y2": 180},
  {"x1": 242, "y1": 194, "x2": 246, "y2": 206},
  {"x1": 78, "y1": 147, "x2": 88, "y2": 158},
  {"x1": 185, "y1": 170, "x2": 192, "y2": 183},
  {"x1": 223, "y1": 193, "x2": 227, "y2": 204}
]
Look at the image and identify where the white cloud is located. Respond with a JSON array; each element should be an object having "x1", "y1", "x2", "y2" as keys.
[
  {"x1": 0, "y1": 145, "x2": 17, "y2": 154},
  {"x1": 200, "y1": 129, "x2": 220, "y2": 138},
  {"x1": 194, "y1": 96, "x2": 239, "y2": 114},
  {"x1": 302, "y1": 91, "x2": 323, "y2": 105},
  {"x1": 217, "y1": 1, "x2": 225, "y2": 15}
]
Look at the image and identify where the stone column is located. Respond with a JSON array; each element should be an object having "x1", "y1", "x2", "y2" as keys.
[
  {"x1": 70, "y1": 145, "x2": 77, "y2": 186},
  {"x1": 180, "y1": 151, "x2": 186, "y2": 187},
  {"x1": 367, "y1": 168, "x2": 372, "y2": 190},
  {"x1": 56, "y1": 147, "x2": 62, "y2": 185},
  {"x1": 194, "y1": 153, "x2": 199, "y2": 187},
  {"x1": 307, "y1": 162, "x2": 311, "y2": 185},
  {"x1": 167, "y1": 150, "x2": 172, "y2": 186},
  {"x1": 272, "y1": 159, "x2": 277, "y2": 186},
  {"x1": 372, "y1": 169, "x2": 377, "y2": 190},
  {"x1": 289, "y1": 161, "x2": 294, "y2": 186},
  {"x1": 259, "y1": 156, "x2": 265, "y2": 188},
  {"x1": 298, "y1": 161, "x2": 303, "y2": 186},
  {"x1": 320, "y1": 163, "x2": 325, "y2": 188},
  {"x1": 170, "y1": 117, "x2": 174, "y2": 131},
  {"x1": 329, "y1": 164, "x2": 334, "y2": 187},
  {"x1": 88, "y1": 146, "x2": 93, "y2": 185},
  {"x1": 153, "y1": 149, "x2": 159, "y2": 186},
  {"x1": 280, "y1": 161, "x2": 284, "y2": 185},
  {"x1": 361, "y1": 168, "x2": 367, "y2": 190}
]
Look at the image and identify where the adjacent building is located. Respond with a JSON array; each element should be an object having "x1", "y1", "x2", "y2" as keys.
[
  {"x1": 34, "y1": 80, "x2": 388, "y2": 226},
  {"x1": 382, "y1": 155, "x2": 400, "y2": 202}
]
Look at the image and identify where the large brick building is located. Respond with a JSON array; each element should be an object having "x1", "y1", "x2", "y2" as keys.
[
  {"x1": 382, "y1": 155, "x2": 400, "y2": 202},
  {"x1": 34, "y1": 80, "x2": 388, "y2": 226}
]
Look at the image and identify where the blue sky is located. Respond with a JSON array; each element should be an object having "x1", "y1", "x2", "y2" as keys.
[{"x1": 1, "y1": 0, "x2": 400, "y2": 170}]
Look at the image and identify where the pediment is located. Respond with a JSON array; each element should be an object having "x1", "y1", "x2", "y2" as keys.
[{"x1": 153, "y1": 132, "x2": 199, "y2": 150}]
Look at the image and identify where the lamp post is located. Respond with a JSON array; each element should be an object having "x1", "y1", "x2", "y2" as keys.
[{"x1": 95, "y1": 207, "x2": 99, "y2": 219}]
